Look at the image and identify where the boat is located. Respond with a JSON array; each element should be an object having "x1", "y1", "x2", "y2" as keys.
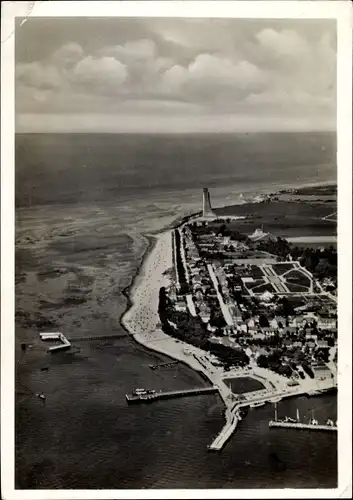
[
  {"x1": 269, "y1": 396, "x2": 282, "y2": 403},
  {"x1": 250, "y1": 401, "x2": 266, "y2": 408},
  {"x1": 132, "y1": 388, "x2": 156, "y2": 396},
  {"x1": 306, "y1": 389, "x2": 325, "y2": 396},
  {"x1": 133, "y1": 389, "x2": 147, "y2": 395}
]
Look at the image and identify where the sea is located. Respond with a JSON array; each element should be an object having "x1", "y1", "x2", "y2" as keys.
[{"x1": 15, "y1": 132, "x2": 337, "y2": 489}]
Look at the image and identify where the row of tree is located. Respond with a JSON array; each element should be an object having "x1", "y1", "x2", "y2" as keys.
[
  {"x1": 159, "y1": 287, "x2": 249, "y2": 369},
  {"x1": 173, "y1": 230, "x2": 189, "y2": 295}
]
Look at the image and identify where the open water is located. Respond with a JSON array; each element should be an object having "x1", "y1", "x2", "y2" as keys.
[{"x1": 15, "y1": 132, "x2": 337, "y2": 489}]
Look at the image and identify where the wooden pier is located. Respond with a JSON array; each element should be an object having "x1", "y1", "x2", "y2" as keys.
[
  {"x1": 126, "y1": 386, "x2": 218, "y2": 403},
  {"x1": 269, "y1": 420, "x2": 337, "y2": 431},
  {"x1": 40, "y1": 332, "x2": 71, "y2": 352},
  {"x1": 208, "y1": 411, "x2": 241, "y2": 451}
]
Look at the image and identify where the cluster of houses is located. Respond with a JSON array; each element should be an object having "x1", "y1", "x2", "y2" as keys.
[{"x1": 167, "y1": 222, "x2": 337, "y2": 375}]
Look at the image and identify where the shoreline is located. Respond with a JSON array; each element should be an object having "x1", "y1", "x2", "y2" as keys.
[
  {"x1": 116, "y1": 180, "x2": 337, "y2": 450},
  {"x1": 119, "y1": 179, "x2": 337, "y2": 387},
  {"x1": 119, "y1": 232, "x2": 215, "y2": 387}
]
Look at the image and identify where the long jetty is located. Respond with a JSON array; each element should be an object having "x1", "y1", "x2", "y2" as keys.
[
  {"x1": 269, "y1": 421, "x2": 337, "y2": 431},
  {"x1": 68, "y1": 334, "x2": 128, "y2": 342},
  {"x1": 208, "y1": 411, "x2": 240, "y2": 451},
  {"x1": 126, "y1": 386, "x2": 218, "y2": 403}
]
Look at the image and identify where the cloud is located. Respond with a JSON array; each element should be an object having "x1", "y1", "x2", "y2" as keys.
[
  {"x1": 256, "y1": 28, "x2": 309, "y2": 58},
  {"x1": 16, "y1": 62, "x2": 62, "y2": 90},
  {"x1": 73, "y1": 56, "x2": 128, "y2": 93},
  {"x1": 15, "y1": 21, "x2": 336, "y2": 132},
  {"x1": 51, "y1": 42, "x2": 85, "y2": 68},
  {"x1": 160, "y1": 55, "x2": 266, "y2": 102},
  {"x1": 99, "y1": 39, "x2": 157, "y2": 62}
]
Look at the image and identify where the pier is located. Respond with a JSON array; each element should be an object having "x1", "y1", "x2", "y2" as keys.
[
  {"x1": 149, "y1": 361, "x2": 179, "y2": 370},
  {"x1": 126, "y1": 386, "x2": 218, "y2": 403},
  {"x1": 208, "y1": 411, "x2": 240, "y2": 451},
  {"x1": 269, "y1": 420, "x2": 337, "y2": 431},
  {"x1": 68, "y1": 334, "x2": 128, "y2": 342},
  {"x1": 40, "y1": 332, "x2": 71, "y2": 352}
]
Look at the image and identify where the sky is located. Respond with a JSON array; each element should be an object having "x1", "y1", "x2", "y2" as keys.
[{"x1": 15, "y1": 17, "x2": 336, "y2": 133}]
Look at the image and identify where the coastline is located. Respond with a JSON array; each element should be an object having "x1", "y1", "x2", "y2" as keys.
[
  {"x1": 120, "y1": 228, "x2": 223, "y2": 390},
  {"x1": 119, "y1": 180, "x2": 337, "y2": 389}
]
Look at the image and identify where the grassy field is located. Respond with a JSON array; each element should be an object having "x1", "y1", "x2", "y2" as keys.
[
  {"x1": 215, "y1": 200, "x2": 336, "y2": 238},
  {"x1": 271, "y1": 263, "x2": 295, "y2": 275},
  {"x1": 284, "y1": 269, "x2": 311, "y2": 287}
]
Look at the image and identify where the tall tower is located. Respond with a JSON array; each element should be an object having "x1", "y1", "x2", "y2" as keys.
[{"x1": 202, "y1": 188, "x2": 216, "y2": 218}]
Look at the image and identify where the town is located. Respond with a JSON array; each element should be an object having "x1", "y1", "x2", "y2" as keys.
[{"x1": 159, "y1": 188, "x2": 337, "y2": 385}]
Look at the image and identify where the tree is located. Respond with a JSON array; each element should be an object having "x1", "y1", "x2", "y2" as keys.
[{"x1": 259, "y1": 314, "x2": 270, "y2": 327}]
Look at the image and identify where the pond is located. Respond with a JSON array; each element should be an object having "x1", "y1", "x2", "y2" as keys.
[{"x1": 223, "y1": 376, "x2": 265, "y2": 394}]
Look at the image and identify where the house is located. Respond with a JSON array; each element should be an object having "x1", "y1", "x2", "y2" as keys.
[
  {"x1": 270, "y1": 318, "x2": 278, "y2": 329},
  {"x1": 306, "y1": 331, "x2": 318, "y2": 342},
  {"x1": 317, "y1": 315, "x2": 337, "y2": 331},
  {"x1": 303, "y1": 313, "x2": 319, "y2": 325},
  {"x1": 289, "y1": 316, "x2": 304, "y2": 328},
  {"x1": 274, "y1": 316, "x2": 287, "y2": 329},
  {"x1": 260, "y1": 290, "x2": 274, "y2": 302},
  {"x1": 312, "y1": 363, "x2": 332, "y2": 379},
  {"x1": 175, "y1": 300, "x2": 187, "y2": 312},
  {"x1": 262, "y1": 327, "x2": 276, "y2": 337},
  {"x1": 285, "y1": 326, "x2": 297, "y2": 335},
  {"x1": 316, "y1": 339, "x2": 329, "y2": 349},
  {"x1": 199, "y1": 303, "x2": 211, "y2": 323}
]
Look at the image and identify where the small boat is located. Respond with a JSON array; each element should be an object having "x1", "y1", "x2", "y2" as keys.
[
  {"x1": 35, "y1": 393, "x2": 46, "y2": 401},
  {"x1": 250, "y1": 401, "x2": 266, "y2": 408},
  {"x1": 40, "y1": 366, "x2": 49, "y2": 371}
]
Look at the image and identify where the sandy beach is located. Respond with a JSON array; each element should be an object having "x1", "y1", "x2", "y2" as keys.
[
  {"x1": 120, "y1": 229, "x2": 235, "y2": 410},
  {"x1": 120, "y1": 224, "x2": 336, "y2": 408}
]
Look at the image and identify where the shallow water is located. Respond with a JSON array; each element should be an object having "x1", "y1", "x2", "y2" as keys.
[{"x1": 15, "y1": 132, "x2": 337, "y2": 488}]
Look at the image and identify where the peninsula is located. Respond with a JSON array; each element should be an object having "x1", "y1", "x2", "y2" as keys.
[{"x1": 121, "y1": 185, "x2": 337, "y2": 451}]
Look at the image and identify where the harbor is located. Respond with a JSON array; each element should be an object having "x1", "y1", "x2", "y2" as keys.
[
  {"x1": 269, "y1": 421, "x2": 337, "y2": 431},
  {"x1": 269, "y1": 404, "x2": 337, "y2": 432}
]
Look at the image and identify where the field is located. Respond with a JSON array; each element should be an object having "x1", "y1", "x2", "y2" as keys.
[
  {"x1": 271, "y1": 263, "x2": 295, "y2": 275},
  {"x1": 244, "y1": 279, "x2": 264, "y2": 290},
  {"x1": 251, "y1": 282, "x2": 276, "y2": 294},
  {"x1": 215, "y1": 200, "x2": 337, "y2": 238},
  {"x1": 238, "y1": 263, "x2": 313, "y2": 296},
  {"x1": 286, "y1": 283, "x2": 309, "y2": 293},
  {"x1": 284, "y1": 269, "x2": 311, "y2": 288}
]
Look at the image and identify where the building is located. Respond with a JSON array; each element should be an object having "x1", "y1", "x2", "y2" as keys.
[
  {"x1": 317, "y1": 315, "x2": 337, "y2": 331},
  {"x1": 175, "y1": 299, "x2": 187, "y2": 312},
  {"x1": 202, "y1": 188, "x2": 216, "y2": 218}
]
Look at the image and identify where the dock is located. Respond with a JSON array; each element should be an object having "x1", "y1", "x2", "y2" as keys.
[
  {"x1": 149, "y1": 361, "x2": 179, "y2": 370},
  {"x1": 269, "y1": 420, "x2": 337, "y2": 431},
  {"x1": 126, "y1": 386, "x2": 218, "y2": 403},
  {"x1": 208, "y1": 411, "x2": 240, "y2": 451},
  {"x1": 40, "y1": 332, "x2": 71, "y2": 352}
]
